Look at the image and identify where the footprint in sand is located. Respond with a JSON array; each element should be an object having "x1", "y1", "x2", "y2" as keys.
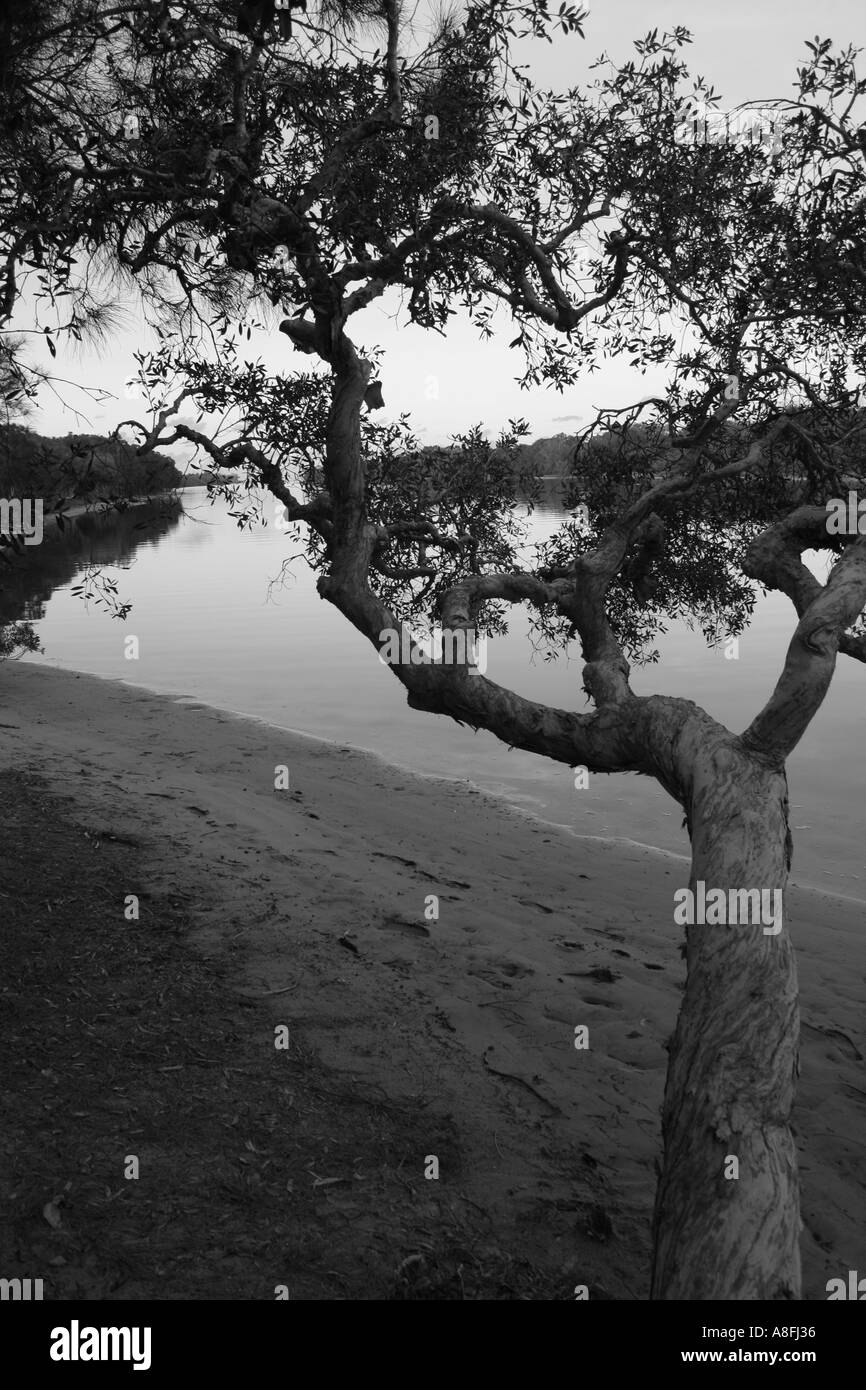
[
  {"x1": 466, "y1": 949, "x2": 536, "y2": 983},
  {"x1": 378, "y1": 913, "x2": 430, "y2": 939}
]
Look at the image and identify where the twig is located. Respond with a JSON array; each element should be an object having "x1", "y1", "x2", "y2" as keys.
[
  {"x1": 238, "y1": 983, "x2": 297, "y2": 997},
  {"x1": 482, "y1": 1051, "x2": 561, "y2": 1114}
]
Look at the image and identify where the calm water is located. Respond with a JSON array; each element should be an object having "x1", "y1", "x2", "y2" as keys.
[{"x1": 18, "y1": 486, "x2": 866, "y2": 900}]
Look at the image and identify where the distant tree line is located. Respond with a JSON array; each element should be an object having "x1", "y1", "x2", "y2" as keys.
[{"x1": 0, "y1": 424, "x2": 184, "y2": 503}]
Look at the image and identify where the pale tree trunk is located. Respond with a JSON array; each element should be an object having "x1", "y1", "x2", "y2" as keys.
[{"x1": 650, "y1": 739, "x2": 801, "y2": 1299}]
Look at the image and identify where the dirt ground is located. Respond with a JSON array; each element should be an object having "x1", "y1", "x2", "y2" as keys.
[
  {"x1": 1, "y1": 662, "x2": 863, "y2": 1300},
  {"x1": 0, "y1": 767, "x2": 618, "y2": 1300}
]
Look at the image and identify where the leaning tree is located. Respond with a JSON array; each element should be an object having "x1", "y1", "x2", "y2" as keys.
[{"x1": 3, "y1": 1, "x2": 866, "y2": 1298}]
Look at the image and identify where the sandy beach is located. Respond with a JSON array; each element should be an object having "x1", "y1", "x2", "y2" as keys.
[{"x1": 1, "y1": 661, "x2": 863, "y2": 1299}]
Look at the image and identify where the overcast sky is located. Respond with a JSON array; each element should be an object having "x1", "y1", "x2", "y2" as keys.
[{"x1": 15, "y1": 0, "x2": 865, "y2": 456}]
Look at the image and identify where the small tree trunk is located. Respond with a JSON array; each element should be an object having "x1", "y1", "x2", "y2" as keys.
[{"x1": 651, "y1": 742, "x2": 801, "y2": 1299}]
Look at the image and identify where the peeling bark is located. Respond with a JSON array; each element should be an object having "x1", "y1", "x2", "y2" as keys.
[{"x1": 651, "y1": 733, "x2": 801, "y2": 1299}]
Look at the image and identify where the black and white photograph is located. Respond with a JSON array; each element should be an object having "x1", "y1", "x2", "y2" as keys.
[{"x1": 1, "y1": 0, "x2": 864, "y2": 1351}]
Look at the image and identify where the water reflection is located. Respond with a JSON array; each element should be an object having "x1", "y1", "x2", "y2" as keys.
[{"x1": 0, "y1": 499, "x2": 184, "y2": 626}]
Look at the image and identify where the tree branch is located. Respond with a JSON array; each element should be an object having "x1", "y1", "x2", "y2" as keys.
[{"x1": 740, "y1": 518, "x2": 866, "y2": 762}]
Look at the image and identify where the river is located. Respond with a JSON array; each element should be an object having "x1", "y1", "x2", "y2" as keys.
[{"x1": 16, "y1": 484, "x2": 866, "y2": 902}]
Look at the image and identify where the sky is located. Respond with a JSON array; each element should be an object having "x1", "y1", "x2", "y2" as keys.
[{"x1": 13, "y1": 0, "x2": 866, "y2": 457}]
